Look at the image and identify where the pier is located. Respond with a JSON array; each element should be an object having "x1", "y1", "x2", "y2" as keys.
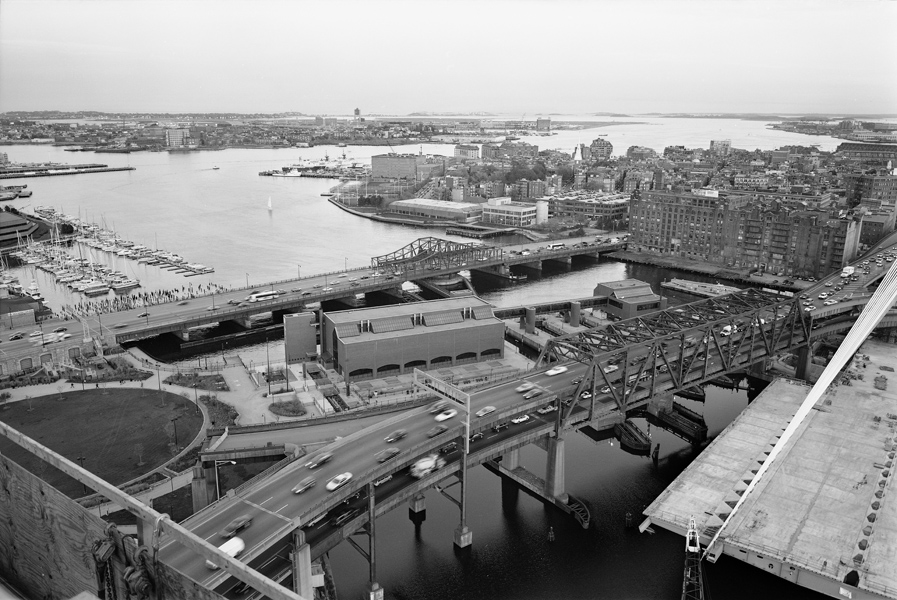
[
  {"x1": 0, "y1": 164, "x2": 136, "y2": 179},
  {"x1": 660, "y1": 278, "x2": 742, "y2": 298}
]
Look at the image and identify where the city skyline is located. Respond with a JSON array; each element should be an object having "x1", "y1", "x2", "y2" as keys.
[{"x1": 2, "y1": 0, "x2": 896, "y2": 116}]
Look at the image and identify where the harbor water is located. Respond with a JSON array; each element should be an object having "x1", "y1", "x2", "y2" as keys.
[{"x1": 0, "y1": 117, "x2": 837, "y2": 599}]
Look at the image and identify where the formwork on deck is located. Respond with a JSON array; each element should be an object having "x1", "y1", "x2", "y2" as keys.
[{"x1": 643, "y1": 340, "x2": 897, "y2": 600}]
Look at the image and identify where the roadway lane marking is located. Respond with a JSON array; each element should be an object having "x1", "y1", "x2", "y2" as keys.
[
  {"x1": 275, "y1": 504, "x2": 289, "y2": 513},
  {"x1": 241, "y1": 499, "x2": 294, "y2": 523},
  {"x1": 260, "y1": 496, "x2": 273, "y2": 505}
]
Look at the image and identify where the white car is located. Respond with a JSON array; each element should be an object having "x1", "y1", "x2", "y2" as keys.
[
  {"x1": 475, "y1": 406, "x2": 496, "y2": 417},
  {"x1": 511, "y1": 414, "x2": 530, "y2": 424},
  {"x1": 515, "y1": 382, "x2": 535, "y2": 393},
  {"x1": 435, "y1": 409, "x2": 457, "y2": 422},
  {"x1": 326, "y1": 472, "x2": 353, "y2": 491},
  {"x1": 546, "y1": 366, "x2": 568, "y2": 376},
  {"x1": 537, "y1": 404, "x2": 557, "y2": 414}
]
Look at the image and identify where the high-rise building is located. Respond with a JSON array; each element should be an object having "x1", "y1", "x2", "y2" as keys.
[
  {"x1": 453, "y1": 144, "x2": 480, "y2": 160},
  {"x1": 536, "y1": 118, "x2": 551, "y2": 132},
  {"x1": 590, "y1": 138, "x2": 613, "y2": 161},
  {"x1": 165, "y1": 129, "x2": 190, "y2": 147}
]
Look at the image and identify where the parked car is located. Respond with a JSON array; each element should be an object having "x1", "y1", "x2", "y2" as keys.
[{"x1": 219, "y1": 514, "x2": 253, "y2": 538}]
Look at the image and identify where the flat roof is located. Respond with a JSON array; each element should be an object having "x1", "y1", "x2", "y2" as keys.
[
  {"x1": 326, "y1": 296, "x2": 492, "y2": 324},
  {"x1": 391, "y1": 198, "x2": 483, "y2": 210},
  {"x1": 645, "y1": 340, "x2": 897, "y2": 599}
]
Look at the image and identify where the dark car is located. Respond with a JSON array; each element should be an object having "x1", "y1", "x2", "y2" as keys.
[
  {"x1": 376, "y1": 448, "x2": 400, "y2": 463},
  {"x1": 8, "y1": 333, "x2": 24, "y2": 341},
  {"x1": 427, "y1": 424, "x2": 448, "y2": 438},
  {"x1": 219, "y1": 514, "x2": 253, "y2": 538},
  {"x1": 440, "y1": 441, "x2": 458, "y2": 454},
  {"x1": 305, "y1": 452, "x2": 333, "y2": 469},
  {"x1": 384, "y1": 429, "x2": 407, "y2": 443},
  {"x1": 53, "y1": 327, "x2": 67, "y2": 333},
  {"x1": 492, "y1": 422, "x2": 509, "y2": 433},
  {"x1": 469, "y1": 431, "x2": 484, "y2": 442},
  {"x1": 330, "y1": 508, "x2": 359, "y2": 528}
]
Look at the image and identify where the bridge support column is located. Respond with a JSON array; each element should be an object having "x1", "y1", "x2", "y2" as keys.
[
  {"x1": 408, "y1": 492, "x2": 426, "y2": 524},
  {"x1": 135, "y1": 498, "x2": 154, "y2": 547},
  {"x1": 570, "y1": 301, "x2": 581, "y2": 327},
  {"x1": 190, "y1": 462, "x2": 216, "y2": 512},
  {"x1": 503, "y1": 448, "x2": 520, "y2": 470},
  {"x1": 291, "y1": 530, "x2": 314, "y2": 600},
  {"x1": 366, "y1": 483, "x2": 384, "y2": 600},
  {"x1": 524, "y1": 308, "x2": 536, "y2": 334},
  {"x1": 545, "y1": 436, "x2": 568, "y2": 503},
  {"x1": 795, "y1": 346, "x2": 812, "y2": 382},
  {"x1": 454, "y1": 448, "x2": 472, "y2": 549}
]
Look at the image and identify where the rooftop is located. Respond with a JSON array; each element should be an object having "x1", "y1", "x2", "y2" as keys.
[
  {"x1": 644, "y1": 340, "x2": 897, "y2": 599},
  {"x1": 326, "y1": 296, "x2": 493, "y2": 324}
]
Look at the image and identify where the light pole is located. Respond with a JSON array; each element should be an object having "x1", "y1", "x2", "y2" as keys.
[
  {"x1": 344, "y1": 257, "x2": 348, "y2": 271},
  {"x1": 245, "y1": 273, "x2": 249, "y2": 288},
  {"x1": 214, "y1": 460, "x2": 236, "y2": 500},
  {"x1": 265, "y1": 332, "x2": 272, "y2": 396},
  {"x1": 170, "y1": 416, "x2": 180, "y2": 450},
  {"x1": 297, "y1": 264, "x2": 301, "y2": 279}
]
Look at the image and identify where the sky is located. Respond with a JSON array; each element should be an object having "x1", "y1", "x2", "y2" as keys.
[{"x1": 1, "y1": 0, "x2": 896, "y2": 116}]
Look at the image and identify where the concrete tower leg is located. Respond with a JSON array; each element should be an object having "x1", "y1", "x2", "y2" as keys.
[
  {"x1": 570, "y1": 301, "x2": 581, "y2": 327},
  {"x1": 291, "y1": 530, "x2": 313, "y2": 600},
  {"x1": 545, "y1": 436, "x2": 568, "y2": 503},
  {"x1": 795, "y1": 345, "x2": 813, "y2": 382},
  {"x1": 408, "y1": 493, "x2": 426, "y2": 524},
  {"x1": 190, "y1": 462, "x2": 213, "y2": 512},
  {"x1": 503, "y1": 448, "x2": 520, "y2": 470},
  {"x1": 525, "y1": 308, "x2": 536, "y2": 334}
]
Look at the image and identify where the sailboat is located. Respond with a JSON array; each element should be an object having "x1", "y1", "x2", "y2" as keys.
[{"x1": 267, "y1": 197, "x2": 273, "y2": 212}]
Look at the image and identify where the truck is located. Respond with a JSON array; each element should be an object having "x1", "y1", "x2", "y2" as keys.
[
  {"x1": 841, "y1": 266, "x2": 855, "y2": 278},
  {"x1": 411, "y1": 454, "x2": 445, "y2": 479}
]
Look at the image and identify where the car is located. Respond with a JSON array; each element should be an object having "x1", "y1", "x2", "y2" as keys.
[
  {"x1": 206, "y1": 537, "x2": 245, "y2": 570},
  {"x1": 305, "y1": 452, "x2": 333, "y2": 469},
  {"x1": 804, "y1": 307, "x2": 814, "y2": 312},
  {"x1": 492, "y1": 422, "x2": 509, "y2": 432},
  {"x1": 580, "y1": 391, "x2": 592, "y2": 399},
  {"x1": 427, "y1": 424, "x2": 448, "y2": 438},
  {"x1": 205, "y1": 306, "x2": 219, "y2": 311},
  {"x1": 219, "y1": 514, "x2": 253, "y2": 538},
  {"x1": 376, "y1": 448, "x2": 401, "y2": 463},
  {"x1": 515, "y1": 382, "x2": 535, "y2": 393},
  {"x1": 600, "y1": 386, "x2": 612, "y2": 394},
  {"x1": 435, "y1": 409, "x2": 457, "y2": 422},
  {"x1": 469, "y1": 431, "x2": 484, "y2": 442},
  {"x1": 429, "y1": 400, "x2": 449, "y2": 414},
  {"x1": 290, "y1": 287, "x2": 302, "y2": 292},
  {"x1": 348, "y1": 277, "x2": 357, "y2": 282},
  {"x1": 302, "y1": 291, "x2": 313, "y2": 296},
  {"x1": 603, "y1": 365, "x2": 619, "y2": 374},
  {"x1": 523, "y1": 389, "x2": 543, "y2": 400},
  {"x1": 373, "y1": 474, "x2": 393, "y2": 487},
  {"x1": 330, "y1": 508, "x2": 359, "y2": 527},
  {"x1": 537, "y1": 404, "x2": 557, "y2": 414},
  {"x1": 384, "y1": 429, "x2": 407, "y2": 443},
  {"x1": 137, "y1": 312, "x2": 149, "y2": 318},
  {"x1": 322, "y1": 287, "x2": 333, "y2": 292},
  {"x1": 800, "y1": 294, "x2": 809, "y2": 300},
  {"x1": 8, "y1": 333, "x2": 23, "y2": 341},
  {"x1": 313, "y1": 284, "x2": 323, "y2": 288},
  {"x1": 440, "y1": 441, "x2": 458, "y2": 454},
  {"x1": 291, "y1": 476, "x2": 316, "y2": 494},
  {"x1": 52, "y1": 327, "x2": 67, "y2": 333},
  {"x1": 338, "y1": 273, "x2": 348, "y2": 278},
  {"x1": 360, "y1": 276, "x2": 369, "y2": 280},
  {"x1": 113, "y1": 323, "x2": 127, "y2": 329},
  {"x1": 571, "y1": 377, "x2": 584, "y2": 385},
  {"x1": 825, "y1": 282, "x2": 833, "y2": 287},
  {"x1": 546, "y1": 366, "x2": 568, "y2": 376},
  {"x1": 29, "y1": 331, "x2": 42, "y2": 338},
  {"x1": 475, "y1": 406, "x2": 496, "y2": 417},
  {"x1": 59, "y1": 333, "x2": 72, "y2": 340},
  {"x1": 511, "y1": 414, "x2": 530, "y2": 424},
  {"x1": 178, "y1": 300, "x2": 190, "y2": 306},
  {"x1": 325, "y1": 472, "x2": 353, "y2": 492}
]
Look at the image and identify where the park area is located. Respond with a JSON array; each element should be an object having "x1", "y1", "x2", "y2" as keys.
[{"x1": 0, "y1": 389, "x2": 203, "y2": 498}]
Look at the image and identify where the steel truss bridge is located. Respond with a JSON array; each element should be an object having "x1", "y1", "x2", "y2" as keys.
[
  {"x1": 371, "y1": 237, "x2": 502, "y2": 273},
  {"x1": 536, "y1": 289, "x2": 815, "y2": 430}
]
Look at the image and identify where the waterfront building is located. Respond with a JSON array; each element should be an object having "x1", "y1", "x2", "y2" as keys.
[
  {"x1": 480, "y1": 197, "x2": 544, "y2": 227},
  {"x1": 536, "y1": 118, "x2": 551, "y2": 132},
  {"x1": 387, "y1": 198, "x2": 482, "y2": 222},
  {"x1": 453, "y1": 144, "x2": 480, "y2": 160},
  {"x1": 320, "y1": 297, "x2": 504, "y2": 382},
  {"x1": 371, "y1": 153, "x2": 426, "y2": 180},
  {"x1": 0, "y1": 152, "x2": 8, "y2": 164},
  {"x1": 0, "y1": 211, "x2": 39, "y2": 246},
  {"x1": 164, "y1": 128, "x2": 190, "y2": 147},
  {"x1": 836, "y1": 142, "x2": 897, "y2": 164},
  {"x1": 544, "y1": 192, "x2": 629, "y2": 226},
  {"x1": 589, "y1": 138, "x2": 613, "y2": 161},
  {"x1": 593, "y1": 279, "x2": 667, "y2": 320}
]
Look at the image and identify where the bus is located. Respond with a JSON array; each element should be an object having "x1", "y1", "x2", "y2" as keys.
[
  {"x1": 246, "y1": 290, "x2": 279, "y2": 303},
  {"x1": 546, "y1": 243, "x2": 566, "y2": 250}
]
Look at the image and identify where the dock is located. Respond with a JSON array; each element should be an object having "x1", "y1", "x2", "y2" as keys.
[
  {"x1": 643, "y1": 340, "x2": 897, "y2": 600},
  {"x1": 0, "y1": 165, "x2": 136, "y2": 179},
  {"x1": 660, "y1": 278, "x2": 741, "y2": 298}
]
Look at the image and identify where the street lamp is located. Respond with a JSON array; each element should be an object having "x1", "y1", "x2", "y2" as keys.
[
  {"x1": 265, "y1": 333, "x2": 272, "y2": 396},
  {"x1": 344, "y1": 257, "x2": 348, "y2": 271},
  {"x1": 214, "y1": 460, "x2": 236, "y2": 500},
  {"x1": 297, "y1": 264, "x2": 301, "y2": 279},
  {"x1": 245, "y1": 273, "x2": 249, "y2": 288}
]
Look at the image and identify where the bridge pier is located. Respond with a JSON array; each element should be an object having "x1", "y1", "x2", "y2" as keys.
[
  {"x1": 291, "y1": 529, "x2": 314, "y2": 600},
  {"x1": 408, "y1": 492, "x2": 426, "y2": 524},
  {"x1": 524, "y1": 307, "x2": 536, "y2": 334},
  {"x1": 545, "y1": 436, "x2": 567, "y2": 503},
  {"x1": 190, "y1": 462, "x2": 217, "y2": 512},
  {"x1": 545, "y1": 255, "x2": 572, "y2": 266},
  {"x1": 503, "y1": 448, "x2": 520, "y2": 470},
  {"x1": 794, "y1": 345, "x2": 813, "y2": 382},
  {"x1": 454, "y1": 445, "x2": 472, "y2": 550},
  {"x1": 570, "y1": 301, "x2": 581, "y2": 327}
]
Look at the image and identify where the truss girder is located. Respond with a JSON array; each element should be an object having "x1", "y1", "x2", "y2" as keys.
[
  {"x1": 543, "y1": 290, "x2": 812, "y2": 424},
  {"x1": 370, "y1": 237, "x2": 503, "y2": 273}
]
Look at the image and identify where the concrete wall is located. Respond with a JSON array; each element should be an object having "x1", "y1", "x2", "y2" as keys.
[{"x1": 284, "y1": 312, "x2": 316, "y2": 363}]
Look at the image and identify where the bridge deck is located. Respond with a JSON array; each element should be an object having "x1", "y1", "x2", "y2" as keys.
[{"x1": 645, "y1": 340, "x2": 897, "y2": 600}]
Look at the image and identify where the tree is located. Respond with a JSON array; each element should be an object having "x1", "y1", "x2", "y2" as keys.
[{"x1": 557, "y1": 166, "x2": 575, "y2": 186}]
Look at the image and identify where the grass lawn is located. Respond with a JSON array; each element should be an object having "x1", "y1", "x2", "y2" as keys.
[{"x1": 0, "y1": 389, "x2": 203, "y2": 498}]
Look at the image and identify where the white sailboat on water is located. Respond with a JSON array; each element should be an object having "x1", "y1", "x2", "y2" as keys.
[{"x1": 267, "y1": 196, "x2": 273, "y2": 212}]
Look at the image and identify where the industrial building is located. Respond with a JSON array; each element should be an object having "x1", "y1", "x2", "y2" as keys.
[
  {"x1": 480, "y1": 197, "x2": 546, "y2": 227},
  {"x1": 387, "y1": 198, "x2": 483, "y2": 222},
  {"x1": 593, "y1": 280, "x2": 667, "y2": 320},
  {"x1": 321, "y1": 297, "x2": 505, "y2": 381}
]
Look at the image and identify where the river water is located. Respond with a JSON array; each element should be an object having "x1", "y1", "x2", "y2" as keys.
[{"x1": 2, "y1": 118, "x2": 834, "y2": 599}]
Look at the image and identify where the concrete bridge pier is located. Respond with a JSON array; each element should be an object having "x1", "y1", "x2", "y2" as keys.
[
  {"x1": 570, "y1": 301, "x2": 581, "y2": 327},
  {"x1": 291, "y1": 529, "x2": 314, "y2": 600},
  {"x1": 545, "y1": 255, "x2": 572, "y2": 267},
  {"x1": 190, "y1": 462, "x2": 217, "y2": 512},
  {"x1": 503, "y1": 448, "x2": 520, "y2": 470},
  {"x1": 453, "y1": 450, "x2": 472, "y2": 549},
  {"x1": 524, "y1": 307, "x2": 536, "y2": 334},
  {"x1": 545, "y1": 436, "x2": 568, "y2": 503},
  {"x1": 516, "y1": 260, "x2": 543, "y2": 274},
  {"x1": 408, "y1": 492, "x2": 426, "y2": 525},
  {"x1": 794, "y1": 345, "x2": 813, "y2": 382}
]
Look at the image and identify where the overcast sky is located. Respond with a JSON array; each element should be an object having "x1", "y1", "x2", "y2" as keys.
[{"x1": 1, "y1": 0, "x2": 895, "y2": 116}]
